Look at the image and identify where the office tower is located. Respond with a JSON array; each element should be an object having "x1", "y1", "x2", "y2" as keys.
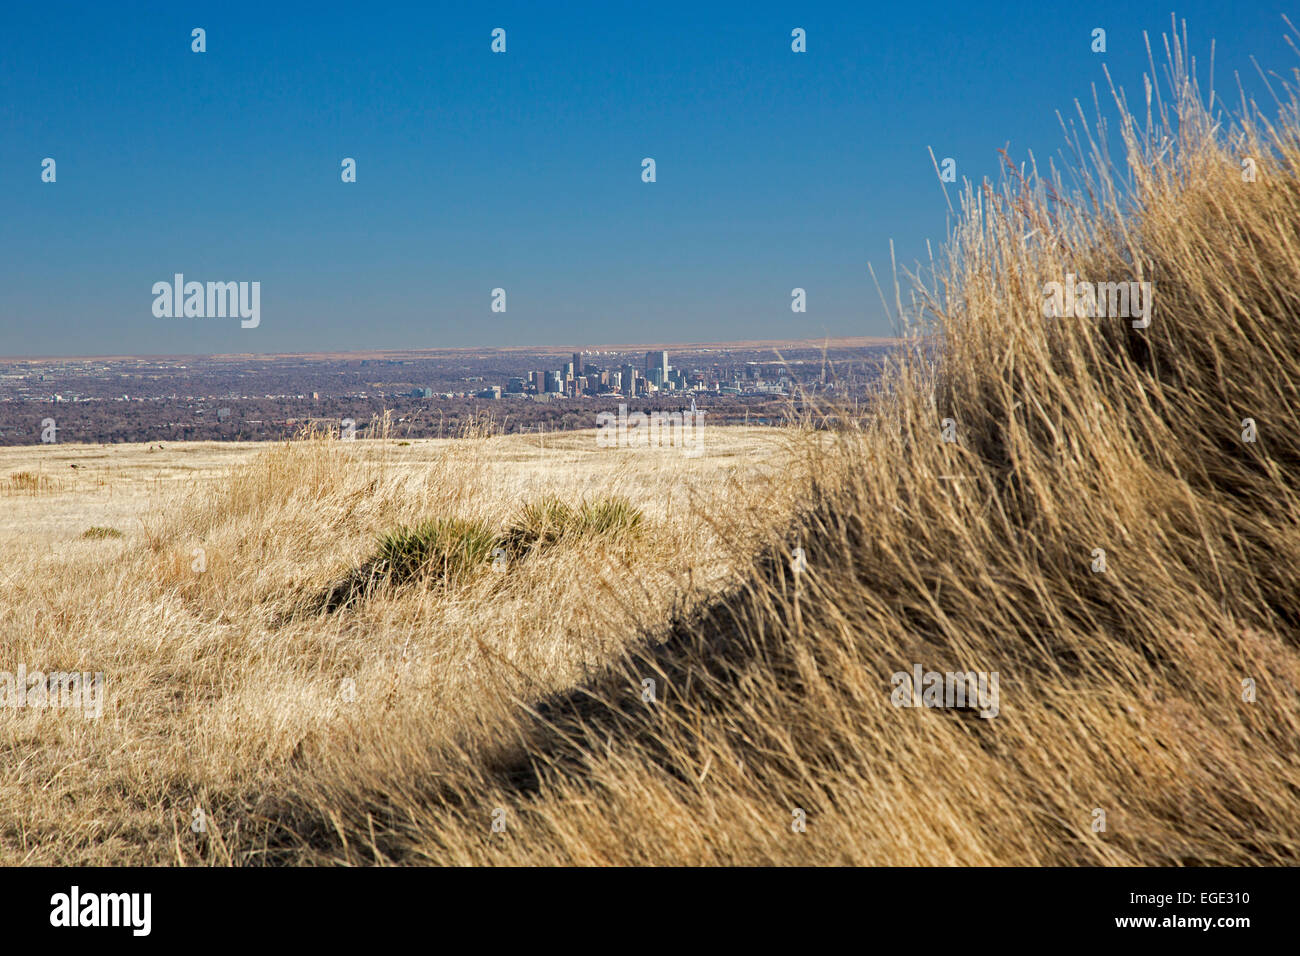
[
  {"x1": 645, "y1": 350, "x2": 669, "y2": 387},
  {"x1": 572, "y1": 352, "x2": 582, "y2": 377}
]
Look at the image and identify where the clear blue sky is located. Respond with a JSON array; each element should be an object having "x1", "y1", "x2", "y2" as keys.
[{"x1": 1, "y1": 1, "x2": 1294, "y2": 356}]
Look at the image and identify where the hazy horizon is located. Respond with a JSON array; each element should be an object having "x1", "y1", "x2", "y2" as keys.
[{"x1": 0, "y1": 333, "x2": 903, "y2": 363}]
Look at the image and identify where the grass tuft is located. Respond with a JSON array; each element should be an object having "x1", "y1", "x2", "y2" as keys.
[
  {"x1": 5, "y1": 471, "x2": 55, "y2": 495},
  {"x1": 502, "y1": 495, "x2": 644, "y2": 555},
  {"x1": 374, "y1": 517, "x2": 501, "y2": 586}
]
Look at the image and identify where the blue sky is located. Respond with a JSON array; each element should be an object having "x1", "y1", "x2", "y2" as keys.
[{"x1": 1, "y1": 1, "x2": 1294, "y2": 356}]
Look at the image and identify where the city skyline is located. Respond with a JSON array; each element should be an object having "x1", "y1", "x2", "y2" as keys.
[{"x1": 0, "y1": 338, "x2": 887, "y2": 444}]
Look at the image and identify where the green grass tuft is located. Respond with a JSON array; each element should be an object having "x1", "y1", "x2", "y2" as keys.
[
  {"x1": 575, "y1": 496, "x2": 644, "y2": 540},
  {"x1": 311, "y1": 497, "x2": 646, "y2": 616},
  {"x1": 374, "y1": 517, "x2": 501, "y2": 586},
  {"x1": 503, "y1": 495, "x2": 644, "y2": 555}
]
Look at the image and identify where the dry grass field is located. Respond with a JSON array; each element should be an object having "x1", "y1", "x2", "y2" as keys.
[
  {"x1": 3, "y1": 31, "x2": 1300, "y2": 866},
  {"x1": 0, "y1": 427, "x2": 810, "y2": 864}
]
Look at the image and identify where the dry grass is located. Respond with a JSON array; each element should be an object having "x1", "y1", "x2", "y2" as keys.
[
  {"x1": 3, "y1": 471, "x2": 59, "y2": 496},
  {"x1": 3, "y1": 24, "x2": 1300, "y2": 866},
  {"x1": 0, "y1": 428, "x2": 802, "y2": 864}
]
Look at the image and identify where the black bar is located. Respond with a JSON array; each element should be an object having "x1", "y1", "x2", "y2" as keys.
[{"x1": 2, "y1": 866, "x2": 1282, "y2": 943}]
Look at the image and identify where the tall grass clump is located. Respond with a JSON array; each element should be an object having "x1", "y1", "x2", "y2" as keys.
[
  {"x1": 4, "y1": 471, "x2": 56, "y2": 495},
  {"x1": 502, "y1": 495, "x2": 644, "y2": 556},
  {"x1": 310, "y1": 516, "x2": 499, "y2": 613},
  {"x1": 310, "y1": 496, "x2": 647, "y2": 615},
  {"x1": 374, "y1": 517, "x2": 501, "y2": 585}
]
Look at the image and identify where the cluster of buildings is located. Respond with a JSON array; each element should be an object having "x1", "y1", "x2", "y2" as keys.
[
  {"x1": 501, "y1": 350, "x2": 694, "y2": 400},
  {"x1": 399, "y1": 351, "x2": 808, "y2": 402}
]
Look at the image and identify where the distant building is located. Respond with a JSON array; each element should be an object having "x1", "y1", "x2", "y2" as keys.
[
  {"x1": 645, "y1": 350, "x2": 668, "y2": 386},
  {"x1": 475, "y1": 386, "x2": 502, "y2": 400},
  {"x1": 545, "y1": 370, "x2": 563, "y2": 393}
]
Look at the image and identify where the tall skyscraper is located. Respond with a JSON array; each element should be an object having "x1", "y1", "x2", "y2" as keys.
[{"x1": 645, "y1": 350, "x2": 669, "y2": 387}]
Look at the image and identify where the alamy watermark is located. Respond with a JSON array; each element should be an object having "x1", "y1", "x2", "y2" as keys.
[
  {"x1": 596, "y1": 403, "x2": 705, "y2": 457},
  {"x1": 49, "y1": 886, "x2": 150, "y2": 936},
  {"x1": 152, "y1": 274, "x2": 260, "y2": 328},
  {"x1": 890, "y1": 663, "x2": 999, "y2": 718},
  {"x1": 0, "y1": 666, "x2": 104, "y2": 718},
  {"x1": 1042, "y1": 274, "x2": 1153, "y2": 328}
]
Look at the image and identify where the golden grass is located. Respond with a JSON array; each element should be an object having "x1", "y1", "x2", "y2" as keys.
[
  {"x1": 3, "y1": 23, "x2": 1299, "y2": 866},
  {"x1": 0, "y1": 428, "x2": 802, "y2": 864}
]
